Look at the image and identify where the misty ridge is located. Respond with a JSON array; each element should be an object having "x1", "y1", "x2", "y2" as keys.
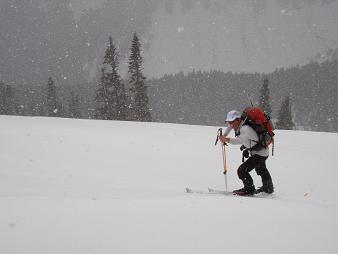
[{"x1": 0, "y1": 0, "x2": 338, "y2": 132}]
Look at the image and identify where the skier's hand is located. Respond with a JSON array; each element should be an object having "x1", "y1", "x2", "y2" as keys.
[{"x1": 219, "y1": 135, "x2": 230, "y2": 144}]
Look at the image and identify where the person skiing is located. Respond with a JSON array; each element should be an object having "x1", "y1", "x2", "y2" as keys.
[{"x1": 218, "y1": 110, "x2": 274, "y2": 195}]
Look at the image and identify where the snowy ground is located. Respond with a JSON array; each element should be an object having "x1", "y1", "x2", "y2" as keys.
[{"x1": 1, "y1": 116, "x2": 337, "y2": 254}]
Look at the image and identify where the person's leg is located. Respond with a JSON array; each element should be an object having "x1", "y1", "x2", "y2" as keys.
[
  {"x1": 234, "y1": 157, "x2": 257, "y2": 195},
  {"x1": 254, "y1": 155, "x2": 274, "y2": 193}
]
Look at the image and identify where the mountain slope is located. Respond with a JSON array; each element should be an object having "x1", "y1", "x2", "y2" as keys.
[{"x1": 0, "y1": 116, "x2": 337, "y2": 254}]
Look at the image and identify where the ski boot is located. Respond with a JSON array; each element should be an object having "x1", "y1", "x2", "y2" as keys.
[
  {"x1": 256, "y1": 179, "x2": 274, "y2": 194},
  {"x1": 233, "y1": 185, "x2": 256, "y2": 196}
]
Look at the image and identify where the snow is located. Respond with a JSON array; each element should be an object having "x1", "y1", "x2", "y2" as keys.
[{"x1": 0, "y1": 116, "x2": 337, "y2": 254}]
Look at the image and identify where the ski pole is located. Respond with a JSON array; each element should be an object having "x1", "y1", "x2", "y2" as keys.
[
  {"x1": 221, "y1": 143, "x2": 228, "y2": 192},
  {"x1": 215, "y1": 128, "x2": 228, "y2": 192}
]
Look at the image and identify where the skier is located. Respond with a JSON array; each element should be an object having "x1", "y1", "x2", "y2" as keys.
[{"x1": 218, "y1": 110, "x2": 274, "y2": 195}]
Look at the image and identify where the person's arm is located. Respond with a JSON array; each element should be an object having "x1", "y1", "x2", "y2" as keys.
[
  {"x1": 223, "y1": 126, "x2": 232, "y2": 136},
  {"x1": 218, "y1": 126, "x2": 232, "y2": 144},
  {"x1": 219, "y1": 127, "x2": 249, "y2": 146}
]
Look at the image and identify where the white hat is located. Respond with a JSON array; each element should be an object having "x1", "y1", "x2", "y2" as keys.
[{"x1": 225, "y1": 110, "x2": 241, "y2": 122}]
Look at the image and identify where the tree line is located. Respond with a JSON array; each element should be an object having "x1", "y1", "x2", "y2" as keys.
[
  {"x1": 0, "y1": 33, "x2": 152, "y2": 123},
  {"x1": 1, "y1": 39, "x2": 337, "y2": 132},
  {"x1": 147, "y1": 59, "x2": 337, "y2": 132},
  {"x1": 0, "y1": 71, "x2": 293, "y2": 130}
]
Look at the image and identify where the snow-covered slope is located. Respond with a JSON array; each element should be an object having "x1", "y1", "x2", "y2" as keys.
[
  {"x1": 1, "y1": 116, "x2": 337, "y2": 254},
  {"x1": 144, "y1": 0, "x2": 338, "y2": 77}
]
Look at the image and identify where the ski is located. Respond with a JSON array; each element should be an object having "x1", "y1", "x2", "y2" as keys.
[
  {"x1": 185, "y1": 187, "x2": 209, "y2": 194},
  {"x1": 208, "y1": 188, "x2": 236, "y2": 195},
  {"x1": 186, "y1": 187, "x2": 276, "y2": 199},
  {"x1": 208, "y1": 188, "x2": 276, "y2": 199},
  {"x1": 208, "y1": 187, "x2": 275, "y2": 198},
  {"x1": 185, "y1": 187, "x2": 234, "y2": 196}
]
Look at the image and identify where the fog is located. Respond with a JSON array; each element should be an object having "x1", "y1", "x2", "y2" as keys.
[
  {"x1": 1, "y1": 0, "x2": 337, "y2": 84},
  {"x1": 144, "y1": 0, "x2": 338, "y2": 77},
  {"x1": 0, "y1": 0, "x2": 337, "y2": 131}
]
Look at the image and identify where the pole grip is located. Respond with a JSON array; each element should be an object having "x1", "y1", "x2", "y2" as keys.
[{"x1": 214, "y1": 128, "x2": 223, "y2": 146}]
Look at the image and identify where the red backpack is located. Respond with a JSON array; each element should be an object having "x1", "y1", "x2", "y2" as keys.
[{"x1": 240, "y1": 107, "x2": 275, "y2": 154}]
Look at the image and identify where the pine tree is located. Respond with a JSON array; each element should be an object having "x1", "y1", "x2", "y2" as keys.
[
  {"x1": 103, "y1": 37, "x2": 128, "y2": 120},
  {"x1": 95, "y1": 37, "x2": 128, "y2": 120},
  {"x1": 95, "y1": 68, "x2": 110, "y2": 119},
  {"x1": 258, "y1": 78, "x2": 272, "y2": 116},
  {"x1": 128, "y1": 33, "x2": 152, "y2": 122},
  {"x1": 276, "y1": 96, "x2": 295, "y2": 130},
  {"x1": 69, "y1": 91, "x2": 82, "y2": 119},
  {"x1": 46, "y1": 77, "x2": 61, "y2": 117}
]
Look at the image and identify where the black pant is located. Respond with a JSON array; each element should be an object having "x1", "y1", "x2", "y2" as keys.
[{"x1": 237, "y1": 155, "x2": 272, "y2": 188}]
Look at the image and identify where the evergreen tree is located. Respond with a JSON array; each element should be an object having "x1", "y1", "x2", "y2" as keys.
[
  {"x1": 0, "y1": 82, "x2": 17, "y2": 115},
  {"x1": 258, "y1": 78, "x2": 272, "y2": 116},
  {"x1": 69, "y1": 91, "x2": 82, "y2": 119},
  {"x1": 46, "y1": 77, "x2": 61, "y2": 117},
  {"x1": 95, "y1": 37, "x2": 128, "y2": 120},
  {"x1": 128, "y1": 33, "x2": 152, "y2": 122},
  {"x1": 95, "y1": 68, "x2": 109, "y2": 119},
  {"x1": 276, "y1": 96, "x2": 295, "y2": 130}
]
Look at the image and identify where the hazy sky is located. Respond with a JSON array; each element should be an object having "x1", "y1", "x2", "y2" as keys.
[
  {"x1": 70, "y1": 0, "x2": 104, "y2": 18},
  {"x1": 1, "y1": 0, "x2": 337, "y2": 84},
  {"x1": 142, "y1": 0, "x2": 338, "y2": 76}
]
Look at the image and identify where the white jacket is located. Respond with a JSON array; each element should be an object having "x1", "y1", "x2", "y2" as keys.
[{"x1": 224, "y1": 125, "x2": 269, "y2": 157}]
